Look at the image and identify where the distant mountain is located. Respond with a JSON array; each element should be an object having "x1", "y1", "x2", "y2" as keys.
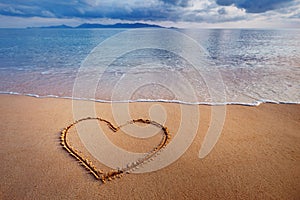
[
  {"x1": 76, "y1": 23, "x2": 164, "y2": 29},
  {"x1": 28, "y1": 23, "x2": 166, "y2": 29},
  {"x1": 28, "y1": 24, "x2": 73, "y2": 29}
]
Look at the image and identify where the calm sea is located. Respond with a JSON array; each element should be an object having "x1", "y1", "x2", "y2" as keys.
[{"x1": 0, "y1": 28, "x2": 299, "y2": 105}]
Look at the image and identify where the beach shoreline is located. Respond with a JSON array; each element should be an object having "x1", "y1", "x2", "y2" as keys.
[{"x1": 1, "y1": 94, "x2": 299, "y2": 199}]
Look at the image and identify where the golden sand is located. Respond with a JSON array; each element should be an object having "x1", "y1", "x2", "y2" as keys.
[{"x1": 0, "y1": 94, "x2": 299, "y2": 199}]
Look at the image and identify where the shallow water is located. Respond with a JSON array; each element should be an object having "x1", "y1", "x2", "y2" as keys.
[{"x1": 0, "y1": 28, "x2": 299, "y2": 105}]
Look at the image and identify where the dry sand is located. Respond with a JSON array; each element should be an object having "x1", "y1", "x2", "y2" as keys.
[{"x1": 0, "y1": 94, "x2": 299, "y2": 199}]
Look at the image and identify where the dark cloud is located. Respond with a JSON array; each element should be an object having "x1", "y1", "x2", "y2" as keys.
[
  {"x1": 159, "y1": 0, "x2": 191, "y2": 7},
  {"x1": 216, "y1": 0, "x2": 293, "y2": 13},
  {"x1": 0, "y1": 0, "x2": 298, "y2": 25},
  {"x1": 0, "y1": 0, "x2": 184, "y2": 21},
  {"x1": 0, "y1": 0, "x2": 86, "y2": 18},
  {"x1": 217, "y1": 8, "x2": 227, "y2": 15}
]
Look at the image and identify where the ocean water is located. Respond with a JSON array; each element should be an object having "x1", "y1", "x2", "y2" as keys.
[{"x1": 0, "y1": 28, "x2": 299, "y2": 105}]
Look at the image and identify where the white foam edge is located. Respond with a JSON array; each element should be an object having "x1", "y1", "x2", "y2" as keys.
[{"x1": 0, "y1": 91, "x2": 299, "y2": 106}]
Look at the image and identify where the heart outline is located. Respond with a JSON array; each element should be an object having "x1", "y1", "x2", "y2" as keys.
[{"x1": 60, "y1": 117, "x2": 171, "y2": 183}]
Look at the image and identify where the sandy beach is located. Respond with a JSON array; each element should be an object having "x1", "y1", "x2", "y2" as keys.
[{"x1": 1, "y1": 94, "x2": 299, "y2": 199}]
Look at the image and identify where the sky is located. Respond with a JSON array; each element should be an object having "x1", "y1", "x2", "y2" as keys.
[{"x1": 0, "y1": 0, "x2": 299, "y2": 28}]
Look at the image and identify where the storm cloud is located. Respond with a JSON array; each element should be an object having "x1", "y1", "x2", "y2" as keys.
[
  {"x1": 216, "y1": 0, "x2": 294, "y2": 13},
  {"x1": 0, "y1": 0, "x2": 299, "y2": 27}
]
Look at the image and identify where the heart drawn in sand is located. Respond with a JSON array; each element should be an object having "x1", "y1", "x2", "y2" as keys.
[{"x1": 60, "y1": 117, "x2": 171, "y2": 183}]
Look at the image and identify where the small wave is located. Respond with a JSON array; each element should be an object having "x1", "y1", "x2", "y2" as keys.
[{"x1": 1, "y1": 91, "x2": 299, "y2": 106}]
